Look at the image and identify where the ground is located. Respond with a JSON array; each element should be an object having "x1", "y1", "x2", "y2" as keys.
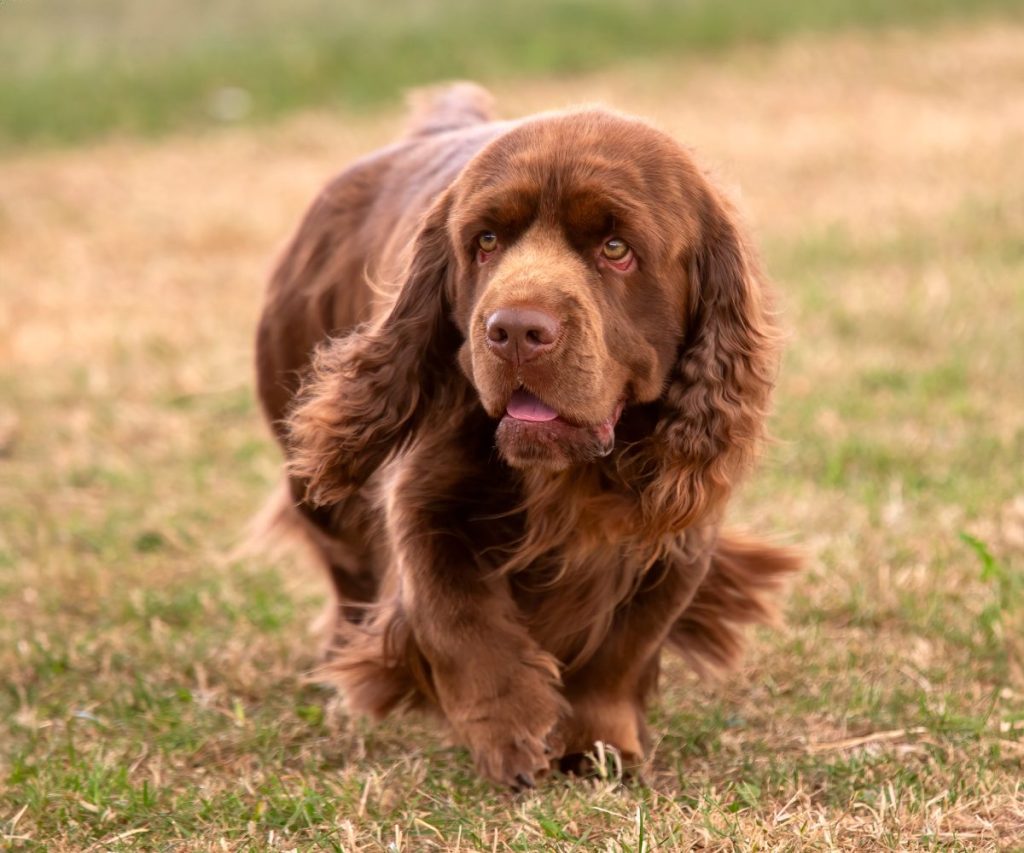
[{"x1": 1, "y1": 20, "x2": 1023, "y2": 853}]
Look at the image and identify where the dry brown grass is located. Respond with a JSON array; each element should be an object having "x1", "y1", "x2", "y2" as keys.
[{"x1": 2, "y1": 21, "x2": 1023, "y2": 852}]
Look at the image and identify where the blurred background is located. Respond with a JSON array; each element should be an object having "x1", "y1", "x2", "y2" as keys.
[
  {"x1": 2, "y1": 0, "x2": 1022, "y2": 147},
  {"x1": 2, "y1": 1, "x2": 1024, "y2": 850}
]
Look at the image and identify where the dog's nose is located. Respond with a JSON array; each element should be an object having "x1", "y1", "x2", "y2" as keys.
[{"x1": 485, "y1": 307, "x2": 560, "y2": 364}]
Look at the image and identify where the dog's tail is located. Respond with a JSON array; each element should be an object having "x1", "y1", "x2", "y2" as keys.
[
  {"x1": 404, "y1": 81, "x2": 496, "y2": 138},
  {"x1": 668, "y1": 532, "x2": 800, "y2": 675}
]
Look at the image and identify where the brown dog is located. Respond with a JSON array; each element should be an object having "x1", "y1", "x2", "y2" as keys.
[{"x1": 255, "y1": 83, "x2": 797, "y2": 788}]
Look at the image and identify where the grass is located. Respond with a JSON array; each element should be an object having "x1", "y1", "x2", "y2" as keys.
[
  {"x1": 2, "y1": 17, "x2": 1024, "y2": 853},
  {"x1": 3, "y1": 0, "x2": 1024, "y2": 149}
]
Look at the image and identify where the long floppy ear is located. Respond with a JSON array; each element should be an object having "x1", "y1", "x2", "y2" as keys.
[
  {"x1": 638, "y1": 182, "x2": 781, "y2": 536},
  {"x1": 287, "y1": 192, "x2": 463, "y2": 506}
]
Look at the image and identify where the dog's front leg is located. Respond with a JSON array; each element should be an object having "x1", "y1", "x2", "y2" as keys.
[
  {"x1": 388, "y1": 447, "x2": 569, "y2": 789},
  {"x1": 557, "y1": 530, "x2": 716, "y2": 771}
]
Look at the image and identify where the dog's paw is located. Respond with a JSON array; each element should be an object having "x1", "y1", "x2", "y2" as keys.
[
  {"x1": 456, "y1": 681, "x2": 568, "y2": 790},
  {"x1": 465, "y1": 723, "x2": 556, "y2": 790},
  {"x1": 553, "y1": 694, "x2": 648, "y2": 765}
]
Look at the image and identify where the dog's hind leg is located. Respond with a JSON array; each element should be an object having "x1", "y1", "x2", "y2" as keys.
[{"x1": 245, "y1": 478, "x2": 387, "y2": 648}]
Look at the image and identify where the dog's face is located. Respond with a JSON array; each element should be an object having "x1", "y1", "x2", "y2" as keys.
[
  {"x1": 288, "y1": 107, "x2": 775, "y2": 532},
  {"x1": 442, "y1": 112, "x2": 702, "y2": 470}
]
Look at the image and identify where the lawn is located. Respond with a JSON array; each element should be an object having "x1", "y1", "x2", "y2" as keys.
[
  {"x1": 2, "y1": 14, "x2": 1024, "y2": 853},
  {"x1": 3, "y1": 0, "x2": 1024, "y2": 148}
]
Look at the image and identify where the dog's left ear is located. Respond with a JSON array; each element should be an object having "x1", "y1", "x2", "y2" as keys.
[
  {"x1": 638, "y1": 181, "x2": 781, "y2": 535},
  {"x1": 287, "y1": 190, "x2": 465, "y2": 506}
]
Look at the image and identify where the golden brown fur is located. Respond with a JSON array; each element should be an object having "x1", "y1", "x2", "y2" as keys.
[{"x1": 255, "y1": 83, "x2": 798, "y2": 788}]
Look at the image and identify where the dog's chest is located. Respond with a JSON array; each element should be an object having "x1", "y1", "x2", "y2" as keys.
[{"x1": 508, "y1": 526, "x2": 655, "y2": 664}]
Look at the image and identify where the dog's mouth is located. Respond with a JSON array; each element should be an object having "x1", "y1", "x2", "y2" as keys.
[
  {"x1": 505, "y1": 389, "x2": 563, "y2": 424},
  {"x1": 496, "y1": 389, "x2": 625, "y2": 468},
  {"x1": 504, "y1": 389, "x2": 622, "y2": 432}
]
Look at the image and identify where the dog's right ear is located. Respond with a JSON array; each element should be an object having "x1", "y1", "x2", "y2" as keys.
[{"x1": 287, "y1": 190, "x2": 463, "y2": 506}]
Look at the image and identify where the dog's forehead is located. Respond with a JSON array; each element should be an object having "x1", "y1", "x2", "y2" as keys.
[
  {"x1": 454, "y1": 111, "x2": 691, "y2": 241},
  {"x1": 468, "y1": 110, "x2": 673, "y2": 187}
]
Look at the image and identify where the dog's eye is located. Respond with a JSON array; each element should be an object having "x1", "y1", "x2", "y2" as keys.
[
  {"x1": 601, "y1": 238, "x2": 630, "y2": 261},
  {"x1": 477, "y1": 232, "x2": 498, "y2": 253}
]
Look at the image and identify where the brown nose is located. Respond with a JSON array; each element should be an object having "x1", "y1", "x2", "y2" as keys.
[{"x1": 485, "y1": 307, "x2": 560, "y2": 364}]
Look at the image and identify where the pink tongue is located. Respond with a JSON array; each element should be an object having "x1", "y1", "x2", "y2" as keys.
[{"x1": 506, "y1": 389, "x2": 559, "y2": 422}]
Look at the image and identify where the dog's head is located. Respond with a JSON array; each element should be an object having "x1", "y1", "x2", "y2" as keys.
[{"x1": 290, "y1": 110, "x2": 779, "y2": 531}]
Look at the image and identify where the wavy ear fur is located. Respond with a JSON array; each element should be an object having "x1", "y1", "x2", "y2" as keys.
[
  {"x1": 638, "y1": 183, "x2": 780, "y2": 536},
  {"x1": 287, "y1": 193, "x2": 463, "y2": 505}
]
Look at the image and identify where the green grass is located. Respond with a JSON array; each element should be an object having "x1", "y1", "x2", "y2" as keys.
[{"x1": 3, "y1": 0, "x2": 1024, "y2": 149}]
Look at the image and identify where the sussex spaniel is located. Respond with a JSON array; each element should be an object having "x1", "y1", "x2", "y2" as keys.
[{"x1": 255, "y1": 83, "x2": 797, "y2": 788}]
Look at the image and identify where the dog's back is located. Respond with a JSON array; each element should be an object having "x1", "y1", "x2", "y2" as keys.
[{"x1": 255, "y1": 84, "x2": 500, "y2": 435}]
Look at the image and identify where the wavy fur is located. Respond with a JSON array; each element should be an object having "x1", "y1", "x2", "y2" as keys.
[
  {"x1": 286, "y1": 192, "x2": 464, "y2": 505},
  {"x1": 255, "y1": 85, "x2": 797, "y2": 787}
]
